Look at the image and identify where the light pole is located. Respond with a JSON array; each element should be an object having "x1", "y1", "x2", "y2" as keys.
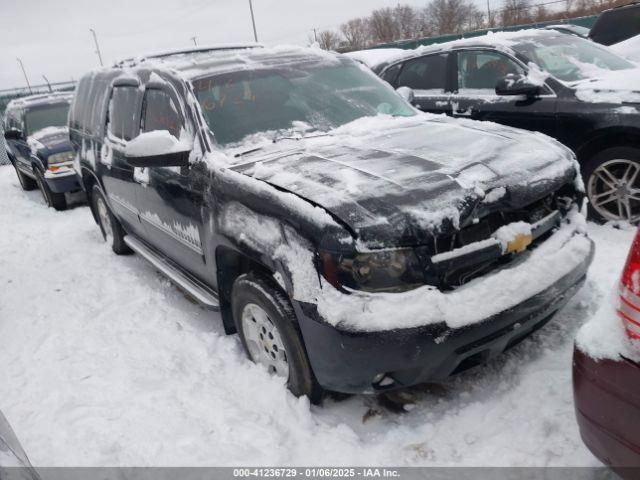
[
  {"x1": 16, "y1": 58, "x2": 32, "y2": 94},
  {"x1": 191, "y1": 36, "x2": 198, "y2": 46},
  {"x1": 248, "y1": 0, "x2": 258, "y2": 42},
  {"x1": 90, "y1": 28, "x2": 104, "y2": 66},
  {"x1": 42, "y1": 75, "x2": 52, "y2": 92}
]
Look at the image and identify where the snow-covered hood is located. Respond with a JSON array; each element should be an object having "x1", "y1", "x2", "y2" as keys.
[
  {"x1": 570, "y1": 68, "x2": 640, "y2": 104},
  {"x1": 26, "y1": 126, "x2": 72, "y2": 156},
  {"x1": 230, "y1": 115, "x2": 578, "y2": 247}
]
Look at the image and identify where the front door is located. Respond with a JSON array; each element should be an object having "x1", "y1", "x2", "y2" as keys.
[
  {"x1": 134, "y1": 85, "x2": 210, "y2": 283},
  {"x1": 449, "y1": 49, "x2": 558, "y2": 138}
]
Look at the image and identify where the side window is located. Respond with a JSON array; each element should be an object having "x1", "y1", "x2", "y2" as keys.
[
  {"x1": 381, "y1": 64, "x2": 402, "y2": 86},
  {"x1": 457, "y1": 50, "x2": 524, "y2": 91},
  {"x1": 141, "y1": 89, "x2": 182, "y2": 138},
  {"x1": 396, "y1": 54, "x2": 448, "y2": 92},
  {"x1": 107, "y1": 86, "x2": 139, "y2": 141}
]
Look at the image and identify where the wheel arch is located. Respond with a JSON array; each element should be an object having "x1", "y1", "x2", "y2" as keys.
[
  {"x1": 215, "y1": 245, "x2": 279, "y2": 335},
  {"x1": 81, "y1": 167, "x2": 102, "y2": 224},
  {"x1": 576, "y1": 127, "x2": 640, "y2": 163}
]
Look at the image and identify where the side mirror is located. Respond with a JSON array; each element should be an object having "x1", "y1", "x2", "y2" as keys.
[
  {"x1": 125, "y1": 131, "x2": 191, "y2": 168},
  {"x1": 396, "y1": 86, "x2": 415, "y2": 105},
  {"x1": 3, "y1": 128, "x2": 23, "y2": 141},
  {"x1": 495, "y1": 74, "x2": 542, "y2": 97}
]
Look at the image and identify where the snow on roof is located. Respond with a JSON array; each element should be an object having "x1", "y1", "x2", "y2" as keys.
[
  {"x1": 117, "y1": 44, "x2": 344, "y2": 80},
  {"x1": 352, "y1": 28, "x2": 558, "y2": 72},
  {"x1": 611, "y1": 34, "x2": 640, "y2": 63},
  {"x1": 6, "y1": 91, "x2": 74, "y2": 110},
  {"x1": 115, "y1": 43, "x2": 264, "y2": 68}
]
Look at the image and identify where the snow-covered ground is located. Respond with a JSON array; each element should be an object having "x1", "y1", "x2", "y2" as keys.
[{"x1": 0, "y1": 163, "x2": 634, "y2": 467}]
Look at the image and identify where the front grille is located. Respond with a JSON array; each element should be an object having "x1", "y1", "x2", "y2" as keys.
[{"x1": 428, "y1": 183, "x2": 579, "y2": 290}]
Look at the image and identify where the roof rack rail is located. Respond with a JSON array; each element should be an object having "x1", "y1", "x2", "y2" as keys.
[{"x1": 115, "y1": 43, "x2": 263, "y2": 67}]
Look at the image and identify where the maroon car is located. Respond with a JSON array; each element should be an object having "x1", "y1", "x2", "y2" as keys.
[{"x1": 574, "y1": 228, "x2": 640, "y2": 474}]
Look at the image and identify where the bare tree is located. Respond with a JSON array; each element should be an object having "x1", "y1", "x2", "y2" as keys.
[
  {"x1": 500, "y1": 0, "x2": 533, "y2": 27},
  {"x1": 393, "y1": 4, "x2": 425, "y2": 39},
  {"x1": 317, "y1": 30, "x2": 341, "y2": 51},
  {"x1": 424, "y1": 0, "x2": 482, "y2": 35},
  {"x1": 368, "y1": 7, "x2": 400, "y2": 43},
  {"x1": 340, "y1": 18, "x2": 370, "y2": 50}
]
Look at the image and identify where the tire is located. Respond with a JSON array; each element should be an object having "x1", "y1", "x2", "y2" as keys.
[
  {"x1": 11, "y1": 161, "x2": 37, "y2": 191},
  {"x1": 232, "y1": 273, "x2": 323, "y2": 403},
  {"x1": 34, "y1": 167, "x2": 67, "y2": 211},
  {"x1": 91, "y1": 184, "x2": 132, "y2": 255},
  {"x1": 583, "y1": 146, "x2": 640, "y2": 224}
]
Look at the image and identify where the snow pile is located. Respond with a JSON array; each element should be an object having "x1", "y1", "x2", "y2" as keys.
[
  {"x1": 611, "y1": 34, "x2": 640, "y2": 63},
  {"x1": 344, "y1": 48, "x2": 407, "y2": 69},
  {"x1": 575, "y1": 287, "x2": 635, "y2": 361},
  {"x1": 571, "y1": 68, "x2": 640, "y2": 104}
]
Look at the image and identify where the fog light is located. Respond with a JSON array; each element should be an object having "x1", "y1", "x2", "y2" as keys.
[{"x1": 372, "y1": 373, "x2": 385, "y2": 384}]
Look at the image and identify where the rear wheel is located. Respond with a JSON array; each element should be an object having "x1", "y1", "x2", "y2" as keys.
[
  {"x1": 584, "y1": 147, "x2": 640, "y2": 223},
  {"x1": 34, "y1": 167, "x2": 67, "y2": 211},
  {"x1": 12, "y1": 162, "x2": 37, "y2": 191},
  {"x1": 232, "y1": 273, "x2": 323, "y2": 403},
  {"x1": 92, "y1": 184, "x2": 132, "y2": 255}
]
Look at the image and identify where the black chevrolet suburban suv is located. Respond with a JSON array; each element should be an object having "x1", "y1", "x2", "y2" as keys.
[
  {"x1": 3, "y1": 92, "x2": 80, "y2": 210},
  {"x1": 70, "y1": 45, "x2": 593, "y2": 401},
  {"x1": 359, "y1": 29, "x2": 640, "y2": 223}
]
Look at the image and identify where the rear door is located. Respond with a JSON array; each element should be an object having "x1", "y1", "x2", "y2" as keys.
[
  {"x1": 449, "y1": 49, "x2": 558, "y2": 138},
  {"x1": 135, "y1": 81, "x2": 210, "y2": 282},
  {"x1": 100, "y1": 81, "x2": 147, "y2": 238},
  {"x1": 387, "y1": 53, "x2": 453, "y2": 115}
]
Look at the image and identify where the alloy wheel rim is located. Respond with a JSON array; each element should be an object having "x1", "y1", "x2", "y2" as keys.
[
  {"x1": 241, "y1": 303, "x2": 289, "y2": 379},
  {"x1": 96, "y1": 196, "x2": 113, "y2": 241},
  {"x1": 588, "y1": 159, "x2": 640, "y2": 223}
]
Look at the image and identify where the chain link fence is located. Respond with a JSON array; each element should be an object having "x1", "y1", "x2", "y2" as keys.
[{"x1": 0, "y1": 124, "x2": 9, "y2": 166}]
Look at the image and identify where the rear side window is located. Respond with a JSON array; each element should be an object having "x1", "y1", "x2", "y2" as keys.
[
  {"x1": 142, "y1": 89, "x2": 182, "y2": 138},
  {"x1": 107, "y1": 86, "x2": 139, "y2": 141},
  {"x1": 396, "y1": 54, "x2": 448, "y2": 92}
]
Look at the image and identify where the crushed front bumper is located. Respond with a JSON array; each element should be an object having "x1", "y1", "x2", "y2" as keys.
[{"x1": 295, "y1": 233, "x2": 594, "y2": 394}]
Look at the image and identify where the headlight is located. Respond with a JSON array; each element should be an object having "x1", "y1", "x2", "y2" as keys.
[
  {"x1": 48, "y1": 151, "x2": 74, "y2": 165},
  {"x1": 320, "y1": 248, "x2": 425, "y2": 293}
]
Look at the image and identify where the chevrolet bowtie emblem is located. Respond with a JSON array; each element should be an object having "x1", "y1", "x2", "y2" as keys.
[{"x1": 506, "y1": 233, "x2": 533, "y2": 254}]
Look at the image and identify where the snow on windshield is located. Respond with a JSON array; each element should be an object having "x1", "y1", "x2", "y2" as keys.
[{"x1": 191, "y1": 60, "x2": 414, "y2": 146}]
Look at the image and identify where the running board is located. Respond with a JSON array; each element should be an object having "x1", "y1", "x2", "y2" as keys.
[{"x1": 124, "y1": 235, "x2": 220, "y2": 310}]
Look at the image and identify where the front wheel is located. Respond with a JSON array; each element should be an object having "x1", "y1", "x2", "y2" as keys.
[
  {"x1": 583, "y1": 147, "x2": 640, "y2": 224},
  {"x1": 34, "y1": 168, "x2": 67, "y2": 210},
  {"x1": 92, "y1": 184, "x2": 132, "y2": 255},
  {"x1": 232, "y1": 273, "x2": 323, "y2": 403}
]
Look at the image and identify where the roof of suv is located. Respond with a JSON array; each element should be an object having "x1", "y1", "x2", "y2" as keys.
[
  {"x1": 6, "y1": 91, "x2": 74, "y2": 110},
  {"x1": 113, "y1": 44, "x2": 345, "y2": 80},
  {"x1": 348, "y1": 28, "x2": 563, "y2": 73}
]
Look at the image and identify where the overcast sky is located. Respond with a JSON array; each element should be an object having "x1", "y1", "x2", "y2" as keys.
[{"x1": 0, "y1": 0, "x2": 439, "y2": 91}]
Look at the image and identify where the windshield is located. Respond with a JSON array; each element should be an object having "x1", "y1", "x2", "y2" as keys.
[
  {"x1": 25, "y1": 103, "x2": 70, "y2": 136},
  {"x1": 513, "y1": 35, "x2": 635, "y2": 82},
  {"x1": 192, "y1": 61, "x2": 415, "y2": 146}
]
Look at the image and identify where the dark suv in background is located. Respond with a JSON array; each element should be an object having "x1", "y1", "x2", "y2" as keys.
[
  {"x1": 70, "y1": 45, "x2": 593, "y2": 401},
  {"x1": 358, "y1": 29, "x2": 640, "y2": 223},
  {"x1": 3, "y1": 92, "x2": 80, "y2": 210}
]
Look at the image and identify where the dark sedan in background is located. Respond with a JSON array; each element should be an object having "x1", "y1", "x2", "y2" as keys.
[{"x1": 354, "y1": 29, "x2": 640, "y2": 223}]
